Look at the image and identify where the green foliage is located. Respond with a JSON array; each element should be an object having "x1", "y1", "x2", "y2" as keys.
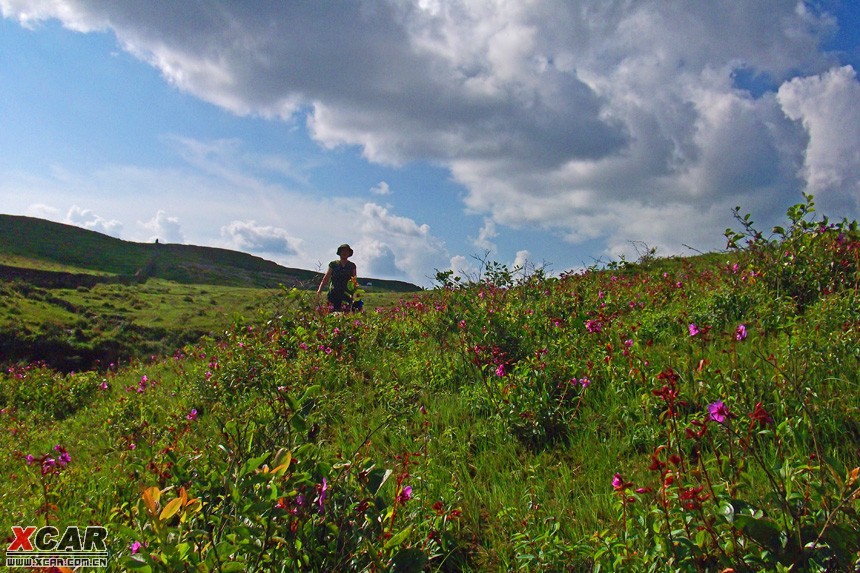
[{"x1": 1, "y1": 195, "x2": 858, "y2": 571}]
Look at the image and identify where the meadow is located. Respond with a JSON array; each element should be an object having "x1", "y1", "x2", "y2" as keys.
[{"x1": 1, "y1": 195, "x2": 858, "y2": 572}]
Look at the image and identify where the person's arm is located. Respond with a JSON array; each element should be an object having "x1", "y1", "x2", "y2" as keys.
[{"x1": 317, "y1": 266, "x2": 332, "y2": 294}]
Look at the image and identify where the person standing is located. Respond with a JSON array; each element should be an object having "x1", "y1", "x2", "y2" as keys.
[{"x1": 317, "y1": 244, "x2": 357, "y2": 311}]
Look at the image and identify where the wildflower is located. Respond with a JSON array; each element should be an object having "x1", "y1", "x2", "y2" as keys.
[
  {"x1": 41, "y1": 458, "x2": 56, "y2": 475},
  {"x1": 579, "y1": 377, "x2": 591, "y2": 388},
  {"x1": 100, "y1": 380, "x2": 108, "y2": 390},
  {"x1": 317, "y1": 478, "x2": 327, "y2": 514},
  {"x1": 708, "y1": 400, "x2": 730, "y2": 424},
  {"x1": 585, "y1": 319, "x2": 602, "y2": 333},
  {"x1": 25, "y1": 454, "x2": 34, "y2": 465},
  {"x1": 688, "y1": 323, "x2": 700, "y2": 337},
  {"x1": 186, "y1": 408, "x2": 198, "y2": 422},
  {"x1": 612, "y1": 472, "x2": 631, "y2": 491},
  {"x1": 748, "y1": 401, "x2": 774, "y2": 430},
  {"x1": 495, "y1": 363, "x2": 506, "y2": 377},
  {"x1": 54, "y1": 445, "x2": 71, "y2": 466},
  {"x1": 130, "y1": 541, "x2": 142, "y2": 555},
  {"x1": 679, "y1": 485, "x2": 708, "y2": 510},
  {"x1": 735, "y1": 324, "x2": 747, "y2": 341},
  {"x1": 397, "y1": 485, "x2": 413, "y2": 504}
]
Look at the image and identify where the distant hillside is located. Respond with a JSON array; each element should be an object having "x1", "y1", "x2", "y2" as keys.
[{"x1": 0, "y1": 214, "x2": 422, "y2": 291}]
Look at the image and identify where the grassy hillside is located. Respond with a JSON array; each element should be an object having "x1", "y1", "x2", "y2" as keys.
[
  {"x1": 0, "y1": 214, "x2": 422, "y2": 291},
  {"x1": 0, "y1": 197, "x2": 857, "y2": 571},
  {"x1": 0, "y1": 214, "x2": 419, "y2": 370}
]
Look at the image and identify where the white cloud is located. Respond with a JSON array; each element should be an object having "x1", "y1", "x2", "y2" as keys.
[
  {"x1": 27, "y1": 203, "x2": 61, "y2": 220},
  {"x1": 65, "y1": 205, "x2": 123, "y2": 237},
  {"x1": 356, "y1": 202, "x2": 448, "y2": 285},
  {"x1": 3, "y1": 0, "x2": 858, "y2": 268},
  {"x1": 370, "y1": 181, "x2": 391, "y2": 196},
  {"x1": 512, "y1": 249, "x2": 531, "y2": 272},
  {"x1": 138, "y1": 210, "x2": 183, "y2": 243},
  {"x1": 471, "y1": 218, "x2": 498, "y2": 253},
  {"x1": 778, "y1": 65, "x2": 860, "y2": 213},
  {"x1": 220, "y1": 220, "x2": 302, "y2": 256}
]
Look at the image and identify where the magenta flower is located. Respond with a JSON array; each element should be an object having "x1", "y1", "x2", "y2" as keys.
[
  {"x1": 579, "y1": 377, "x2": 591, "y2": 388},
  {"x1": 25, "y1": 454, "x2": 34, "y2": 465},
  {"x1": 397, "y1": 485, "x2": 413, "y2": 504},
  {"x1": 100, "y1": 380, "x2": 108, "y2": 390},
  {"x1": 708, "y1": 400, "x2": 730, "y2": 424},
  {"x1": 186, "y1": 408, "x2": 198, "y2": 421},
  {"x1": 495, "y1": 363, "x2": 506, "y2": 377},
  {"x1": 612, "y1": 472, "x2": 625, "y2": 491},
  {"x1": 688, "y1": 323, "x2": 700, "y2": 337},
  {"x1": 317, "y1": 478, "x2": 328, "y2": 514},
  {"x1": 735, "y1": 324, "x2": 747, "y2": 341},
  {"x1": 54, "y1": 445, "x2": 71, "y2": 466},
  {"x1": 130, "y1": 541, "x2": 142, "y2": 555}
]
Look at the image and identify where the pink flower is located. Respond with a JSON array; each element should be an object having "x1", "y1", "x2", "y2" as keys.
[
  {"x1": 317, "y1": 478, "x2": 328, "y2": 514},
  {"x1": 130, "y1": 541, "x2": 142, "y2": 555},
  {"x1": 688, "y1": 323, "x2": 700, "y2": 337},
  {"x1": 397, "y1": 485, "x2": 413, "y2": 504},
  {"x1": 579, "y1": 377, "x2": 591, "y2": 388},
  {"x1": 495, "y1": 363, "x2": 506, "y2": 377},
  {"x1": 186, "y1": 408, "x2": 198, "y2": 421},
  {"x1": 100, "y1": 380, "x2": 108, "y2": 390},
  {"x1": 25, "y1": 454, "x2": 34, "y2": 465},
  {"x1": 735, "y1": 324, "x2": 747, "y2": 341},
  {"x1": 708, "y1": 400, "x2": 730, "y2": 424},
  {"x1": 612, "y1": 472, "x2": 625, "y2": 491}
]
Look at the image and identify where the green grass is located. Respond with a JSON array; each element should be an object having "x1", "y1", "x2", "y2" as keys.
[{"x1": 0, "y1": 198, "x2": 858, "y2": 571}]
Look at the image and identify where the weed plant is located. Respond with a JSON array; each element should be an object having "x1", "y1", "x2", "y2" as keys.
[{"x1": 0, "y1": 195, "x2": 857, "y2": 571}]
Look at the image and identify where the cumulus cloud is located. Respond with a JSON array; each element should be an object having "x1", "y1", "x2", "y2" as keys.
[
  {"x1": 356, "y1": 202, "x2": 448, "y2": 283},
  {"x1": 3, "y1": 0, "x2": 858, "y2": 264},
  {"x1": 370, "y1": 181, "x2": 391, "y2": 196},
  {"x1": 65, "y1": 205, "x2": 123, "y2": 237},
  {"x1": 777, "y1": 65, "x2": 860, "y2": 213},
  {"x1": 471, "y1": 218, "x2": 498, "y2": 253},
  {"x1": 138, "y1": 210, "x2": 183, "y2": 243},
  {"x1": 220, "y1": 220, "x2": 302, "y2": 256}
]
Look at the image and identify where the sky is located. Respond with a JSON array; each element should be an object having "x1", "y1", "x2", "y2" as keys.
[{"x1": 1, "y1": 1, "x2": 859, "y2": 287}]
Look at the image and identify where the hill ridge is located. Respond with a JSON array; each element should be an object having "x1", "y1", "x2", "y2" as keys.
[{"x1": 0, "y1": 214, "x2": 421, "y2": 291}]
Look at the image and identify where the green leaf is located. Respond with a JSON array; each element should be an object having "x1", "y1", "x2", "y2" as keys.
[
  {"x1": 384, "y1": 525, "x2": 413, "y2": 551},
  {"x1": 160, "y1": 497, "x2": 183, "y2": 521},
  {"x1": 734, "y1": 515, "x2": 784, "y2": 554},
  {"x1": 124, "y1": 557, "x2": 153, "y2": 572},
  {"x1": 221, "y1": 562, "x2": 247, "y2": 572},
  {"x1": 301, "y1": 384, "x2": 322, "y2": 401},
  {"x1": 367, "y1": 468, "x2": 392, "y2": 495},
  {"x1": 240, "y1": 452, "x2": 270, "y2": 477}
]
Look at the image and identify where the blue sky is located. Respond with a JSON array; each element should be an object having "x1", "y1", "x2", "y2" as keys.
[{"x1": 2, "y1": 1, "x2": 859, "y2": 287}]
